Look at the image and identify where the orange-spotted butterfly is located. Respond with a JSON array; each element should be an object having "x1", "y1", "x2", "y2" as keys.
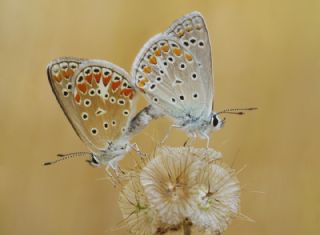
[
  {"x1": 46, "y1": 58, "x2": 160, "y2": 170},
  {"x1": 131, "y1": 11, "x2": 256, "y2": 147}
]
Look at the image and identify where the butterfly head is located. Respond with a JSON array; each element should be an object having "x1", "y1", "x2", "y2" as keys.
[
  {"x1": 87, "y1": 140, "x2": 129, "y2": 167},
  {"x1": 87, "y1": 154, "x2": 101, "y2": 167},
  {"x1": 211, "y1": 112, "x2": 225, "y2": 131}
]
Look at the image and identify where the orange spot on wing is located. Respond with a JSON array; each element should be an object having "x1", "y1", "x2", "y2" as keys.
[
  {"x1": 74, "y1": 93, "x2": 81, "y2": 103},
  {"x1": 177, "y1": 30, "x2": 185, "y2": 37},
  {"x1": 149, "y1": 56, "x2": 157, "y2": 65},
  {"x1": 136, "y1": 77, "x2": 149, "y2": 89},
  {"x1": 161, "y1": 44, "x2": 170, "y2": 52},
  {"x1": 94, "y1": 73, "x2": 101, "y2": 83},
  {"x1": 121, "y1": 88, "x2": 133, "y2": 97},
  {"x1": 85, "y1": 74, "x2": 93, "y2": 84},
  {"x1": 143, "y1": 66, "x2": 152, "y2": 74},
  {"x1": 77, "y1": 83, "x2": 87, "y2": 94},
  {"x1": 103, "y1": 75, "x2": 112, "y2": 86},
  {"x1": 63, "y1": 68, "x2": 74, "y2": 78},
  {"x1": 154, "y1": 48, "x2": 161, "y2": 56},
  {"x1": 53, "y1": 74, "x2": 62, "y2": 82},
  {"x1": 129, "y1": 90, "x2": 135, "y2": 99},
  {"x1": 185, "y1": 53, "x2": 193, "y2": 61},
  {"x1": 111, "y1": 81, "x2": 121, "y2": 91},
  {"x1": 173, "y1": 48, "x2": 182, "y2": 56}
]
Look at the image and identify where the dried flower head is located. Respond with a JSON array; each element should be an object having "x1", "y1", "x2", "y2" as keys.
[
  {"x1": 118, "y1": 176, "x2": 160, "y2": 234},
  {"x1": 140, "y1": 147, "x2": 205, "y2": 225},
  {"x1": 118, "y1": 146, "x2": 241, "y2": 235},
  {"x1": 190, "y1": 162, "x2": 240, "y2": 234}
]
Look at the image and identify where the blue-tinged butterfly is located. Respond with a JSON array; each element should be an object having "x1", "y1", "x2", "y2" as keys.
[
  {"x1": 131, "y1": 11, "x2": 256, "y2": 146},
  {"x1": 46, "y1": 58, "x2": 160, "y2": 170}
]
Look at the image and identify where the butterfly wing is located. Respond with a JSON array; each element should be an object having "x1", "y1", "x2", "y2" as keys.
[
  {"x1": 131, "y1": 12, "x2": 213, "y2": 123},
  {"x1": 47, "y1": 58, "x2": 137, "y2": 153},
  {"x1": 165, "y1": 11, "x2": 213, "y2": 112}
]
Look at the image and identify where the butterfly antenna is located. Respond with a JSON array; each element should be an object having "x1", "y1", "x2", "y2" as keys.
[
  {"x1": 216, "y1": 107, "x2": 258, "y2": 115},
  {"x1": 43, "y1": 152, "x2": 92, "y2": 166}
]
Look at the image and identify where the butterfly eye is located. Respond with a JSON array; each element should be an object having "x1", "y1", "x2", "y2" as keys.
[
  {"x1": 212, "y1": 115, "x2": 219, "y2": 127},
  {"x1": 90, "y1": 155, "x2": 100, "y2": 167}
]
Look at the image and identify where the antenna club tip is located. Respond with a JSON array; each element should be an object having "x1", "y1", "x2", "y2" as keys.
[{"x1": 43, "y1": 162, "x2": 52, "y2": 166}]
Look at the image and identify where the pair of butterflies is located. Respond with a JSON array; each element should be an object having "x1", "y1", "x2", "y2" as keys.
[{"x1": 46, "y1": 12, "x2": 255, "y2": 169}]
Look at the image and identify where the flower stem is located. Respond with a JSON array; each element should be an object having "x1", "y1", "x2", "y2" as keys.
[{"x1": 183, "y1": 219, "x2": 192, "y2": 235}]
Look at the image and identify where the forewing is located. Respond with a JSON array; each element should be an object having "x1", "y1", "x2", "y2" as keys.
[
  {"x1": 165, "y1": 11, "x2": 214, "y2": 113},
  {"x1": 131, "y1": 34, "x2": 207, "y2": 121},
  {"x1": 48, "y1": 58, "x2": 137, "y2": 153}
]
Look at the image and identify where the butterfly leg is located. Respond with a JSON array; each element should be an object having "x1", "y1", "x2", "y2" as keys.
[
  {"x1": 130, "y1": 143, "x2": 147, "y2": 157},
  {"x1": 160, "y1": 124, "x2": 181, "y2": 145},
  {"x1": 183, "y1": 134, "x2": 196, "y2": 147},
  {"x1": 204, "y1": 133, "x2": 210, "y2": 149}
]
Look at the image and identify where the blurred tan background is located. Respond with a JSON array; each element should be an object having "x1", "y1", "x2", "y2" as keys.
[{"x1": 1, "y1": 0, "x2": 319, "y2": 234}]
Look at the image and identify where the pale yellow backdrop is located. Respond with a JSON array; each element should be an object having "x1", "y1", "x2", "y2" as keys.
[{"x1": 1, "y1": 0, "x2": 319, "y2": 234}]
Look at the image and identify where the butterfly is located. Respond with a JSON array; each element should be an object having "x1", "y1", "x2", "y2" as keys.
[
  {"x1": 131, "y1": 11, "x2": 256, "y2": 146},
  {"x1": 46, "y1": 57, "x2": 158, "y2": 170}
]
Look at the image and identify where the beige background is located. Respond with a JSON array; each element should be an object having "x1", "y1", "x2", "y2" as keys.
[{"x1": 1, "y1": 0, "x2": 319, "y2": 234}]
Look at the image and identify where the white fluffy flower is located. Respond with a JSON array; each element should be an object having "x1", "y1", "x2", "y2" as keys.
[
  {"x1": 140, "y1": 147, "x2": 205, "y2": 225},
  {"x1": 190, "y1": 163, "x2": 240, "y2": 234},
  {"x1": 118, "y1": 177, "x2": 160, "y2": 234}
]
